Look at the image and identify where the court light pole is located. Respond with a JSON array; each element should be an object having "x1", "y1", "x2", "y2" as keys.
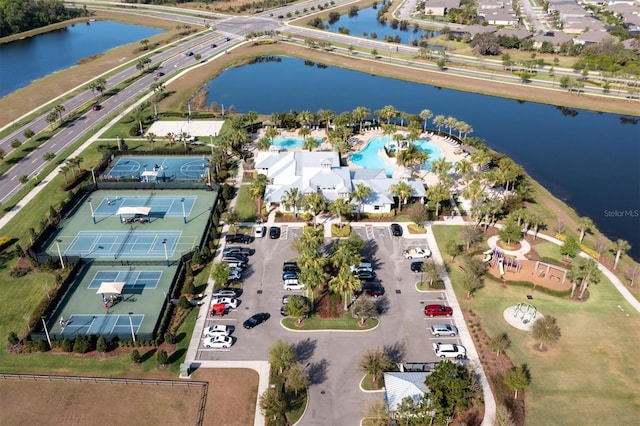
[
  {"x1": 163, "y1": 239, "x2": 169, "y2": 267},
  {"x1": 55, "y1": 239, "x2": 65, "y2": 269},
  {"x1": 88, "y1": 198, "x2": 95, "y2": 224},
  {"x1": 181, "y1": 198, "x2": 186, "y2": 223},
  {"x1": 128, "y1": 312, "x2": 136, "y2": 343},
  {"x1": 41, "y1": 316, "x2": 52, "y2": 349}
]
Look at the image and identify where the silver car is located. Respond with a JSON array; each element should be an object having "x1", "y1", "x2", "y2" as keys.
[{"x1": 430, "y1": 324, "x2": 459, "y2": 337}]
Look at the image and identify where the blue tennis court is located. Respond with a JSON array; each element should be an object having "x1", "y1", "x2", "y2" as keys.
[
  {"x1": 64, "y1": 230, "x2": 181, "y2": 259},
  {"x1": 105, "y1": 156, "x2": 211, "y2": 180},
  {"x1": 93, "y1": 195, "x2": 196, "y2": 217},
  {"x1": 88, "y1": 270, "x2": 163, "y2": 290},
  {"x1": 60, "y1": 314, "x2": 144, "y2": 337}
]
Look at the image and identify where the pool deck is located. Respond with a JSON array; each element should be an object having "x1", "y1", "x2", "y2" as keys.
[{"x1": 252, "y1": 127, "x2": 466, "y2": 187}]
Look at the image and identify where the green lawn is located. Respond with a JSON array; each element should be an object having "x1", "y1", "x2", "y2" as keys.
[
  {"x1": 431, "y1": 225, "x2": 640, "y2": 424},
  {"x1": 281, "y1": 314, "x2": 378, "y2": 330},
  {"x1": 235, "y1": 183, "x2": 257, "y2": 222}
]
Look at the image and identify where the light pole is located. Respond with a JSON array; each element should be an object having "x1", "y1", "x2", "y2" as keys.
[
  {"x1": 128, "y1": 312, "x2": 136, "y2": 343},
  {"x1": 181, "y1": 198, "x2": 186, "y2": 223},
  {"x1": 91, "y1": 168, "x2": 96, "y2": 185},
  {"x1": 55, "y1": 239, "x2": 65, "y2": 269},
  {"x1": 88, "y1": 198, "x2": 95, "y2": 224},
  {"x1": 163, "y1": 239, "x2": 169, "y2": 267},
  {"x1": 41, "y1": 316, "x2": 52, "y2": 349}
]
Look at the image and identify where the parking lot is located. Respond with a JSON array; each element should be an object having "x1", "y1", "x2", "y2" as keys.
[{"x1": 191, "y1": 223, "x2": 473, "y2": 424}]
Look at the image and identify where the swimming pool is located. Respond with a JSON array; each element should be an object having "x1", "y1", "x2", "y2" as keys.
[
  {"x1": 350, "y1": 136, "x2": 443, "y2": 176},
  {"x1": 271, "y1": 136, "x2": 321, "y2": 149}
]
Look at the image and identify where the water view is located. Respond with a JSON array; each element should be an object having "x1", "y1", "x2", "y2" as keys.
[
  {"x1": 324, "y1": 6, "x2": 441, "y2": 46},
  {"x1": 206, "y1": 56, "x2": 640, "y2": 260},
  {"x1": 0, "y1": 21, "x2": 164, "y2": 98},
  {"x1": 351, "y1": 135, "x2": 443, "y2": 176}
]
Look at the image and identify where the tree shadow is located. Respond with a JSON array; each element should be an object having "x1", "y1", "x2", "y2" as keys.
[
  {"x1": 168, "y1": 348, "x2": 186, "y2": 364},
  {"x1": 375, "y1": 296, "x2": 390, "y2": 315},
  {"x1": 174, "y1": 331, "x2": 187, "y2": 344},
  {"x1": 140, "y1": 348, "x2": 157, "y2": 363},
  {"x1": 294, "y1": 338, "x2": 316, "y2": 363},
  {"x1": 383, "y1": 341, "x2": 406, "y2": 364},
  {"x1": 306, "y1": 358, "x2": 329, "y2": 385}
]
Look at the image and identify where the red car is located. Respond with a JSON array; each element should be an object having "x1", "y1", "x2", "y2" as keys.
[
  {"x1": 156, "y1": 72, "x2": 164, "y2": 77},
  {"x1": 424, "y1": 304, "x2": 453, "y2": 317}
]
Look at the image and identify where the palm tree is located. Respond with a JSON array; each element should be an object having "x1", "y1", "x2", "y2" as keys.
[
  {"x1": 297, "y1": 110, "x2": 314, "y2": 129},
  {"x1": 577, "y1": 216, "x2": 594, "y2": 243},
  {"x1": 298, "y1": 126, "x2": 311, "y2": 139},
  {"x1": 256, "y1": 137, "x2": 272, "y2": 151},
  {"x1": 427, "y1": 183, "x2": 449, "y2": 217},
  {"x1": 419, "y1": 109, "x2": 432, "y2": 132},
  {"x1": 611, "y1": 239, "x2": 630, "y2": 270},
  {"x1": 246, "y1": 110, "x2": 258, "y2": 133},
  {"x1": 531, "y1": 316, "x2": 561, "y2": 351},
  {"x1": 329, "y1": 198, "x2": 352, "y2": 227},
  {"x1": 432, "y1": 114, "x2": 445, "y2": 133},
  {"x1": 351, "y1": 106, "x2": 370, "y2": 133},
  {"x1": 390, "y1": 181, "x2": 413, "y2": 212},
  {"x1": 281, "y1": 187, "x2": 301, "y2": 217},
  {"x1": 249, "y1": 174, "x2": 268, "y2": 218},
  {"x1": 444, "y1": 116, "x2": 457, "y2": 136},
  {"x1": 459, "y1": 121, "x2": 473, "y2": 139},
  {"x1": 94, "y1": 77, "x2": 107, "y2": 97},
  {"x1": 59, "y1": 165, "x2": 71, "y2": 184},
  {"x1": 328, "y1": 265, "x2": 361, "y2": 311},
  {"x1": 300, "y1": 191, "x2": 326, "y2": 226},
  {"x1": 431, "y1": 157, "x2": 451, "y2": 181},
  {"x1": 375, "y1": 105, "x2": 397, "y2": 124},
  {"x1": 351, "y1": 183, "x2": 372, "y2": 220},
  {"x1": 265, "y1": 126, "x2": 279, "y2": 142},
  {"x1": 317, "y1": 109, "x2": 335, "y2": 132},
  {"x1": 54, "y1": 104, "x2": 66, "y2": 123},
  {"x1": 470, "y1": 149, "x2": 491, "y2": 172},
  {"x1": 140, "y1": 39, "x2": 149, "y2": 50},
  {"x1": 455, "y1": 159, "x2": 473, "y2": 183}
]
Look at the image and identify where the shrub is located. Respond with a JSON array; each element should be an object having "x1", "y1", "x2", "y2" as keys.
[
  {"x1": 331, "y1": 224, "x2": 351, "y2": 237},
  {"x1": 317, "y1": 292, "x2": 342, "y2": 318},
  {"x1": 178, "y1": 295, "x2": 191, "y2": 309},
  {"x1": 7, "y1": 332, "x2": 19, "y2": 345},
  {"x1": 73, "y1": 334, "x2": 91, "y2": 354},
  {"x1": 36, "y1": 339, "x2": 49, "y2": 352},
  {"x1": 96, "y1": 336, "x2": 108, "y2": 353},
  {"x1": 157, "y1": 349, "x2": 169, "y2": 366},
  {"x1": 61, "y1": 338, "x2": 73, "y2": 352},
  {"x1": 164, "y1": 332, "x2": 176, "y2": 345},
  {"x1": 9, "y1": 267, "x2": 31, "y2": 278},
  {"x1": 182, "y1": 277, "x2": 196, "y2": 295},
  {"x1": 131, "y1": 349, "x2": 142, "y2": 364}
]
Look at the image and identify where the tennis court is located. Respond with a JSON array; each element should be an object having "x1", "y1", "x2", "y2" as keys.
[
  {"x1": 60, "y1": 314, "x2": 144, "y2": 338},
  {"x1": 63, "y1": 230, "x2": 182, "y2": 259},
  {"x1": 88, "y1": 270, "x2": 163, "y2": 291},
  {"x1": 93, "y1": 195, "x2": 196, "y2": 217},
  {"x1": 105, "y1": 156, "x2": 211, "y2": 181}
]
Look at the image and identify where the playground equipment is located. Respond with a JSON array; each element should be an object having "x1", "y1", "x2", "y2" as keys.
[
  {"x1": 533, "y1": 261, "x2": 568, "y2": 283},
  {"x1": 483, "y1": 247, "x2": 521, "y2": 274},
  {"x1": 498, "y1": 257, "x2": 505, "y2": 276},
  {"x1": 482, "y1": 249, "x2": 493, "y2": 263},
  {"x1": 513, "y1": 302, "x2": 538, "y2": 324}
]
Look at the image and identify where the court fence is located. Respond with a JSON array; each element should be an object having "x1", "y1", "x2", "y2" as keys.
[{"x1": 0, "y1": 374, "x2": 208, "y2": 426}]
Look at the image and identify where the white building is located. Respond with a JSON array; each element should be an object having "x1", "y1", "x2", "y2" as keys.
[{"x1": 254, "y1": 150, "x2": 426, "y2": 214}]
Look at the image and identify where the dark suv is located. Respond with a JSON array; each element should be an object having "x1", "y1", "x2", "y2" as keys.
[
  {"x1": 269, "y1": 226, "x2": 281, "y2": 239},
  {"x1": 282, "y1": 261, "x2": 300, "y2": 273},
  {"x1": 225, "y1": 234, "x2": 253, "y2": 244},
  {"x1": 410, "y1": 261, "x2": 424, "y2": 272},
  {"x1": 354, "y1": 284, "x2": 385, "y2": 298}
]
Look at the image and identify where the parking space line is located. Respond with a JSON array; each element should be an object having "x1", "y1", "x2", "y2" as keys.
[{"x1": 198, "y1": 348, "x2": 231, "y2": 352}]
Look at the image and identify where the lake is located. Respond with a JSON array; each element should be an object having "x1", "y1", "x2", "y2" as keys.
[
  {"x1": 0, "y1": 21, "x2": 163, "y2": 98},
  {"x1": 206, "y1": 56, "x2": 640, "y2": 260}
]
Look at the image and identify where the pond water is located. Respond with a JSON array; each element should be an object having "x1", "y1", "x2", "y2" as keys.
[
  {"x1": 324, "y1": 6, "x2": 441, "y2": 48},
  {"x1": 0, "y1": 20, "x2": 164, "y2": 98},
  {"x1": 206, "y1": 56, "x2": 640, "y2": 260}
]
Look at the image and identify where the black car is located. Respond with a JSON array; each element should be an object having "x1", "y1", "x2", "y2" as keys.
[
  {"x1": 243, "y1": 312, "x2": 270, "y2": 329},
  {"x1": 354, "y1": 284, "x2": 385, "y2": 298},
  {"x1": 222, "y1": 253, "x2": 248, "y2": 263},
  {"x1": 410, "y1": 261, "x2": 424, "y2": 272},
  {"x1": 223, "y1": 246, "x2": 253, "y2": 257},
  {"x1": 357, "y1": 270, "x2": 376, "y2": 282},
  {"x1": 225, "y1": 37, "x2": 231, "y2": 41},
  {"x1": 282, "y1": 261, "x2": 300, "y2": 273},
  {"x1": 211, "y1": 43, "x2": 217, "y2": 48},
  {"x1": 390, "y1": 223, "x2": 403, "y2": 236},
  {"x1": 269, "y1": 226, "x2": 281, "y2": 239},
  {"x1": 225, "y1": 234, "x2": 253, "y2": 244}
]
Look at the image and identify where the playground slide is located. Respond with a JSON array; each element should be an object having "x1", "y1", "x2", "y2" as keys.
[
  {"x1": 482, "y1": 249, "x2": 493, "y2": 263},
  {"x1": 498, "y1": 257, "x2": 505, "y2": 276}
]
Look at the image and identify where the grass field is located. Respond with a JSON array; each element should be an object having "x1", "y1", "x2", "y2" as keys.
[
  {"x1": 281, "y1": 314, "x2": 378, "y2": 330},
  {"x1": 431, "y1": 225, "x2": 640, "y2": 424}
]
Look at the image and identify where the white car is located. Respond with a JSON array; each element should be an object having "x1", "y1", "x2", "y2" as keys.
[
  {"x1": 403, "y1": 247, "x2": 431, "y2": 259},
  {"x1": 202, "y1": 335, "x2": 233, "y2": 348},
  {"x1": 283, "y1": 279, "x2": 305, "y2": 291},
  {"x1": 204, "y1": 324, "x2": 231, "y2": 337},
  {"x1": 433, "y1": 342, "x2": 466, "y2": 359},
  {"x1": 212, "y1": 289, "x2": 238, "y2": 298},
  {"x1": 211, "y1": 297, "x2": 238, "y2": 309},
  {"x1": 254, "y1": 225, "x2": 266, "y2": 238},
  {"x1": 350, "y1": 262, "x2": 373, "y2": 274},
  {"x1": 430, "y1": 324, "x2": 459, "y2": 337},
  {"x1": 229, "y1": 267, "x2": 242, "y2": 281}
]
